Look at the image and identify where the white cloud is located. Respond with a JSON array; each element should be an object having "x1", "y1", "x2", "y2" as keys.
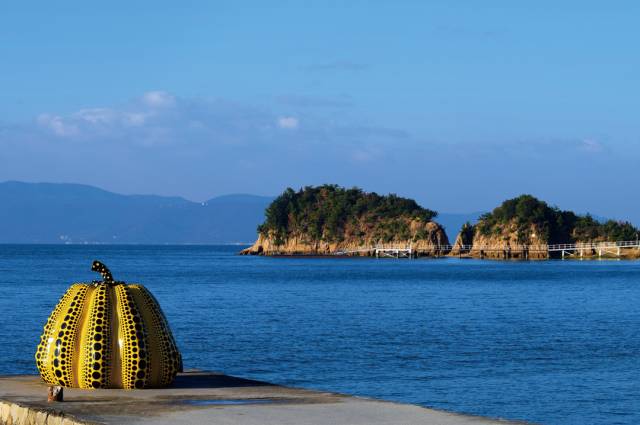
[
  {"x1": 33, "y1": 92, "x2": 284, "y2": 146},
  {"x1": 73, "y1": 108, "x2": 116, "y2": 125},
  {"x1": 141, "y1": 91, "x2": 175, "y2": 108},
  {"x1": 123, "y1": 112, "x2": 148, "y2": 127},
  {"x1": 28, "y1": 92, "x2": 407, "y2": 154},
  {"x1": 37, "y1": 114, "x2": 79, "y2": 137},
  {"x1": 277, "y1": 116, "x2": 299, "y2": 130}
]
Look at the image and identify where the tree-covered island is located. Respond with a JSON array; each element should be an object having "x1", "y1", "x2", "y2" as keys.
[
  {"x1": 242, "y1": 187, "x2": 639, "y2": 259},
  {"x1": 241, "y1": 185, "x2": 448, "y2": 256},
  {"x1": 451, "y1": 194, "x2": 639, "y2": 259}
]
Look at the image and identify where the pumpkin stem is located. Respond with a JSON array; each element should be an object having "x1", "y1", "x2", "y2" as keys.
[{"x1": 91, "y1": 260, "x2": 115, "y2": 284}]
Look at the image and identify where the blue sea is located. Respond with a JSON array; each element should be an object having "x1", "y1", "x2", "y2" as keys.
[{"x1": 1, "y1": 245, "x2": 638, "y2": 425}]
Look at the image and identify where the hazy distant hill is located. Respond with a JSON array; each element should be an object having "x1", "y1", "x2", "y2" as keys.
[
  {"x1": 0, "y1": 181, "x2": 272, "y2": 244},
  {"x1": 2, "y1": 181, "x2": 582, "y2": 245}
]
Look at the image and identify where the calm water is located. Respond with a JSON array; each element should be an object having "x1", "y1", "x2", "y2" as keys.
[{"x1": 0, "y1": 245, "x2": 638, "y2": 424}]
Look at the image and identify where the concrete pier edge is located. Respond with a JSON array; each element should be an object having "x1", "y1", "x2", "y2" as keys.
[
  {"x1": 0, "y1": 372, "x2": 527, "y2": 425},
  {"x1": 0, "y1": 399, "x2": 90, "y2": 425}
]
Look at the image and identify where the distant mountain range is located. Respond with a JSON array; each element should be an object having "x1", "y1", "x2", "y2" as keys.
[
  {"x1": 0, "y1": 181, "x2": 272, "y2": 244},
  {"x1": 0, "y1": 181, "x2": 491, "y2": 244}
]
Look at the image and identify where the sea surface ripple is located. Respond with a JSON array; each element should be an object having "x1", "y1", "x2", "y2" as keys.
[{"x1": 1, "y1": 245, "x2": 638, "y2": 425}]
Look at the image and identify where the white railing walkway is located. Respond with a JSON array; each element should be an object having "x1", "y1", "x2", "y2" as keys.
[{"x1": 332, "y1": 240, "x2": 640, "y2": 258}]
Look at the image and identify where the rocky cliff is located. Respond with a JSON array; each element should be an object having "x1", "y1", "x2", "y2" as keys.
[
  {"x1": 241, "y1": 185, "x2": 449, "y2": 256},
  {"x1": 241, "y1": 219, "x2": 449, "y2": 256},
  {"x1": 450, "y1": 220, "x2": 549, "y2": 259}
]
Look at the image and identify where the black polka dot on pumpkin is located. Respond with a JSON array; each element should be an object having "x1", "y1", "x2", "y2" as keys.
[
  {"x1": 92, "y1": 381, "x2": 100, "y2": 388},
  {"x1": 92, "y1": 372, "x2": 101, "y2": 379},
  {"x1": 55, "y1": 370, "x2": 62, "y2": 378},
  {"x1": 135, "y1": 380, "x2": 144, "y2": 389}
]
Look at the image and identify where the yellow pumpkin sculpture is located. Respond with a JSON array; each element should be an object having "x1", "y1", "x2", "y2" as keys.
[{"x1": 35, "y1": 261, "x2": 182, "y2": 389}]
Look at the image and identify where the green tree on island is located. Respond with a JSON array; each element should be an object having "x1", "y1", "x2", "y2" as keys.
[
  {"x1": 258, "y1": 185, "x2": 438, "y2": 245},
  {"x1": 474, "y1": 194, "x2": 638, "y2": 244}
]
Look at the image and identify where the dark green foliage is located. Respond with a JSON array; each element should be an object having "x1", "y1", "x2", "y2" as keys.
[
  {"x1": 477, "y1": 195, "x2": 574, "y2": 243},
  {"x1": 258, "y1": 185, "x2": 437, "y2": 245},
  {"x1": 477, "y1": 194, "x2": 639, "y2": 244},
  {"x1": 573, "y1": 215, "x2": 639, "y2": 242},
  {"x1": 458, "y1": 222, "x2": 475, "y2": 245}
]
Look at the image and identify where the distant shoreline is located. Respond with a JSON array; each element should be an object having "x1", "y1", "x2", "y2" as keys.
[{"x1": 0, "y1": 242, "x2": 255, "y2": 246}]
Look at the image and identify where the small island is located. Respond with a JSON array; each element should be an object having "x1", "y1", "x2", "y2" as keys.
[
  {"x1": 451, "y1": 195, "x2": 640, "y2": 259},
  {"x1": 244, "y1": 188, "x2": 639, "y2": 260},
  {"x1": 241, "y1": 185, "x2": 449, "y2": 256}
]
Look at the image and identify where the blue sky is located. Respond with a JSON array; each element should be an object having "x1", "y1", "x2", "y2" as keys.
[{"x1": 1, "y1": 1, "x2": 639, "y2": 222}]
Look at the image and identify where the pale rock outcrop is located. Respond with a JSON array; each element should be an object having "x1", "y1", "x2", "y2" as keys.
[
  {"x1": 241, "y1": 220, "x2": 449, "y2": 257},
  {"x1": 450, "y1": 221, "x2": 548, "y2": 259}
]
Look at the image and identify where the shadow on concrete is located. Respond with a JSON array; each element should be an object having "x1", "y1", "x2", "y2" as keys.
[{"x1": 170, "y1": 372, "x2": 275, "y2": 389}]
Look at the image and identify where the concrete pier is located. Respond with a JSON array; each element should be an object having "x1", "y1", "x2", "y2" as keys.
[{"x1": 0, "y1": 371, "x2": 522, "y2": 425}]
